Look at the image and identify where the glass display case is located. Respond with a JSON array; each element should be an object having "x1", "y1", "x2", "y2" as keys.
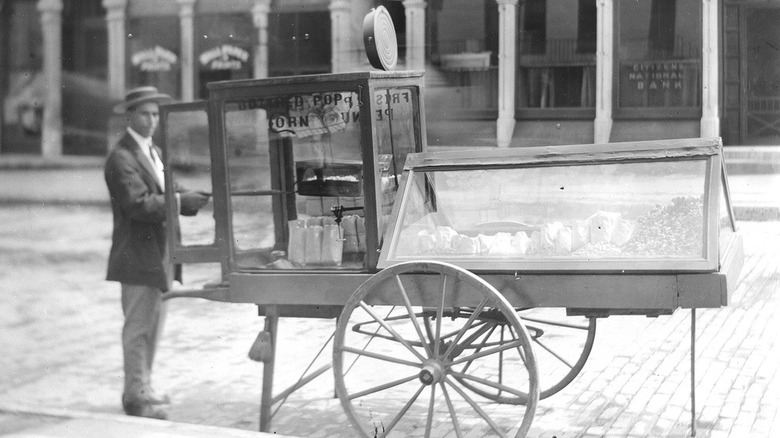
[
  {"x1": 161, "y1": 71, "x2": 427, "y2": 275},
  {"x1": 379, "y1": 138, "x2": 739, "y2": 274}
]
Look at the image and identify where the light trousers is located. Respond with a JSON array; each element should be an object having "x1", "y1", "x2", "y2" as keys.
[{"x1": 121, "y1": 283, "x2": 167, "y2": 397}]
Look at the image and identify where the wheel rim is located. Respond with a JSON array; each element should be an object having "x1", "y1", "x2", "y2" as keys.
[
  {"x1": 333, "y1": 261, "x2": 539, "y2": 438},
  {"x1": 453, "y1": 309, "x2": 596, "y2": 403}
]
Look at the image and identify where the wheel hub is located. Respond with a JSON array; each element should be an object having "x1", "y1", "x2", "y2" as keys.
[{"x1": 418, "y1": 360, "x2": 444, "y2": 386}]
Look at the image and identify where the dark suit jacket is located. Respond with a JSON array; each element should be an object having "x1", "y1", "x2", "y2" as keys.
[{"x1": 104, "y1": 132, "x2": 181, "y2": 291}]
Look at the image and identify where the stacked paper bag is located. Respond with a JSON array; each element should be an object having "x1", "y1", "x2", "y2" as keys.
[{"x1": 287, "y1": 216, "x2": 344, "y2": 266}]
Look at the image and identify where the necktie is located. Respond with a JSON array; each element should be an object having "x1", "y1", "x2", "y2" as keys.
[{"x1": 148, "y1": 143, "x2": 165, "y2": 191}]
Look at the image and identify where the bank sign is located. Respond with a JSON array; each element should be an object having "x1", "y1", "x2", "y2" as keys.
[{"x1": 199, "y1": 44, "x2": 250, "y2": 71}]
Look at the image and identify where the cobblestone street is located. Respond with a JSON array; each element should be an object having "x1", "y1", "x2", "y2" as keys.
[{"x1": 0, "y1": 203, "x2": 778, "y2": 437}]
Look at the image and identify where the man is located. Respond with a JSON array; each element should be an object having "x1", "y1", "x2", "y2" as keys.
[{"x1": 105, "y1": 86, "x2": 210, "y2": 419}]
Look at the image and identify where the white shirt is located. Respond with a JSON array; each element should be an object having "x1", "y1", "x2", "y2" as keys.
[{"x1": 127, "y1": 127, "x2": 165, "y2": 192}]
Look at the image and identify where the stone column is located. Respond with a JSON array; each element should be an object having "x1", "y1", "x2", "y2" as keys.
[
  {"x1": 177, "y1": 0, "x2": 197, "y2": 102},
  {"x1": 700, "y1": 0, "x2": 719, "y2": 138},
  {"x1": 252, "y1": 0, "x2": 271, "y2": 79},
  {"x1": 403, "y1": 0, "x2": 426, "y2": 71},
  {"x1": 37, "y1": 0, "x2": 63, "y2": 157},
  {"x1": 496, "y1": 0, "x2": 517, "y2": 148},
  {"x1": 329, "y1": 0, "x2": 351, "y2": 73},
  {"x1": 594, "y1": 0, "x2": 614, "y2": 144},
  {"x1": 102, "y1": 0, "x2": 127, "y2": 100}
]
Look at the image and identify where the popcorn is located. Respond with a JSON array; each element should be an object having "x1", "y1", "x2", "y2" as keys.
[
  {"x1": 434, "y1": 226, "x2": 458, "y2": 250},
  {"x1": 555, "y1": 226, "x2": 572, "y2": 254},
  {"x1": 611, "y1": 219, "x2": 633, "y2": 247},
  {"x1": 529, "y1": 231, "x2": 541, "y2": 254},
  {"x1": 415, "y1": 229, "x2": 437, "y2": 253},
  {"x1": 588, "y1": 211, "x2": 622, "y2": 244},
  {"x1": 452, "y1": 234, "x2": 479, "y2": 254},
  {"x1": 541, "y1": 222, "x2": 563, "y2": 249},
  {"x1": 512, "y1": 231, "x2": 530, "y2": 255},
  {"x1": 571, "y1": 220, "x2": 590, "y2": 251},
  {"x1": 477, "y1": 234, "x2": 495, "y2": 255},
  {"x1": 488, "y1": 232, "x2": 514, "y2": 255}
]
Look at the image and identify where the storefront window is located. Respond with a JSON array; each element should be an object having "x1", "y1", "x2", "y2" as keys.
[
  {"x1": 617, "y1": 0, "x2": 701, "y2": 112},
  {"x1": 127, "y1": 17, "x2": 180, "y2": 98},
  {"x1": 426, "y1": 0, "x2": 497, "y2": 115},
  {"x1": 196, "y1": 14, "x2": 254, "y2": 99},
  {"x1": 517, "y1": 0, "x2": 597, "y2": 111},
  {"x1": 1, "y1": 0, "x2": 43, "y2": 154}
]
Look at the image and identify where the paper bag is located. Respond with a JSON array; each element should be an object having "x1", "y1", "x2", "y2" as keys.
[
  {"x1": 287, "y1": 220, "x2": 307, "y2": 265},
  {"x1": 304, "y1": 225, "x2": 323, "y2": 265},
  {"x1": 321, "y1": 224, "x2": 344, "y2": 265}
]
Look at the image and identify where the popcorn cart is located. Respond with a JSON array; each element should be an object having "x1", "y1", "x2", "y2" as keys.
[{"x1": 160, "y1": 70, "x2": 743, "y2": 437}]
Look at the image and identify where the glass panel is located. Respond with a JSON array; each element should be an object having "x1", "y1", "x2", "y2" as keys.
[
  {"x1": 165, "y1": 109, "x2": 214, "y2": 246},
  {"x1": 389, "y1": 159, "x2": 708, "y2": 262},
  {"x1": 126, "y1": 17, "x2": 180, "y2": 97},
  {"x1": 195, "y1": 13, "x2": 254, "y2": 98},
  {"x1": 374, "y1": 87, "x2": 419, "y2": 241},
  {"x1": 426, "y1": 1, "x2": 497, "y2": 113},
  {"x1": 718, "y1": 181, "x2": 734, "y2": 255},
  {"x1": 232, "y1": 195, "x2": 277, "y2": 269},
  {"x1": 225, "y1": 90, "x2": 365, "y2": 270},
  {"x1": 745, "y1": 9, "x2": 780, "y2": 142},
  {"x1": 517, "y1": 0, "x2": 597, "y2": 109},
  {"x1": 617, "y1": 0, "x2": 701, "y2": 109}
]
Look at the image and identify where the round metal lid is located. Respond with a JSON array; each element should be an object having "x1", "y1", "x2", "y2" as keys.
[{"x1": 362, "y1": 6, "x2": 398, "y2": 71}]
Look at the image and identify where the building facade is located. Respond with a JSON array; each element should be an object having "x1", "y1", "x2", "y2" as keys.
[{"x1": 0, "y1": 0, "x2": 778, "y2": 156}]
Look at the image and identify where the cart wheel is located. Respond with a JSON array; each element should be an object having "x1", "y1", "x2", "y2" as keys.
[
  {"x1": 452, "y1": 309, "x2": 596, "y2": 403},
  {"x1": 333, "y1": 261, "x2": 539, "y2": 438}
]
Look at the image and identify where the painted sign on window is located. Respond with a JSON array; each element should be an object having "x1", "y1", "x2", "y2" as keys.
[
  {"x1": 619, "y1": 60, "x2": 700, "y2": 108},
  {"x1": 199, "y1": 44, "x2": 250, "y2": 71},
  {"x1": 131, "y1": 45, "x2": 178, "y2": 72}
]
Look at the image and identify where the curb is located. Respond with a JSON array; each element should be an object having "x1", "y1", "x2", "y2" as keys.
[{"x1": 0, "y1": 403, "x2": 291, "y2": 437}]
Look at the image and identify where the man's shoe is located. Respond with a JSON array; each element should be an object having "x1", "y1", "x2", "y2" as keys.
[
  {"x1": 123, "y1": 401, "x2": 168, "y2": 420},
  {"x1": 124, "y1": 389, "x2": 171, "y2": 405},
  {"x1": 142, "y1": 388, "x2": 171, "y2": 405}
]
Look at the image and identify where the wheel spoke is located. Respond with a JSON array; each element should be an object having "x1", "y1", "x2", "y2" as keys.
[
  {"x1": 434, "y1": 274, "x2": 447, "y2": 360},
  {"x1": 384, "y1": 384, "x2": 426, "y2": 435},
  {"x1": 348, "y1": 374, "x2": 419, "y2": 400},
  {"x1": 458, "y1": 320, "x2": 496, "y2": 349},
  {"x1": 534, "y1": 337, "x2": 574, "y2": 369},
  {"x1": 460, "y1": 323, "x2": 499, "y2": 374},
  {"x1": 444, "y1": 377, "x2": 509, "y2": 438},
  {"x1": 345, "y1": 306, "x2": 399, "y2": 377},
  {"x1": 507, "y1": 325, "x2": 528, "y2": 366},
  {"x1": 442, "y1": 297, "x2": 490, "y2": 360},
  {"x1": 449, "y1": 371, "x2": 528, "y2": 398},
  {"x1": 358, "y1": 301, "x2": 428, "y2": 362},
  {"x1": 498, "y1": 325, "x2": 505, "y2": 392},
  {"x1": 449, "y1": 338, "x2": 526, "y2": 366},
  {"x1": 439, "y1": 382, "x2": 463, "y2": 438},
  {"x1": 424, "y1": 381, "x2": 436, "y2": 438},
  {"x1": 340, "y1": 345, "x2": 421, "y2": 368},
  {"x1": 394, "y1": 275, "x2": 433, "y2": 358}
]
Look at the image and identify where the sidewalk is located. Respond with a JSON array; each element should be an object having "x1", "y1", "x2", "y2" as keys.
[{"x1": 0, "y1": 405, "x2": 293, "y2": 438}]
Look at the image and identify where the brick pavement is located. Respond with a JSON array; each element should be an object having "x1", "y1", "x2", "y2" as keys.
[{"x1": 0, "y1": 200, "x2": 777, "y2": 437}]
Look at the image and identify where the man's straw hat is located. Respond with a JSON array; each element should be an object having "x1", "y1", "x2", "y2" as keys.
[{"x1": 113, "y1": 86, "x2": 172, "y2": 114}]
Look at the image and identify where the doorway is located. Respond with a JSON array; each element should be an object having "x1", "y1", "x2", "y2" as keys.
[{"x1": 745, "y1": 8, "x2": 780, "y2": 144}]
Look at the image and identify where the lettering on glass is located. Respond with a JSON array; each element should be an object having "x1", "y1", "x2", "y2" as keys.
[
  {"x1": 374, "y1": 90, "x2": 411, "y2": 121},
  {"x1": 626, "y1": 62, "x2": 686, "y2": 91},
  {"x1": 131, "y1": 46, "x2": 178, "y2": 72},
  {"x1": 267, "y1": 92, "x2": 358, "y2": 139},
  {"x1": 199, "y1": 44, "x2": 250, "y2": 71}
]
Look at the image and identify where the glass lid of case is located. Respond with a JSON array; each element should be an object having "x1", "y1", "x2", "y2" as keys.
[{"x1": 381, "y1": 155, "x2": 716, "y2": 271}]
